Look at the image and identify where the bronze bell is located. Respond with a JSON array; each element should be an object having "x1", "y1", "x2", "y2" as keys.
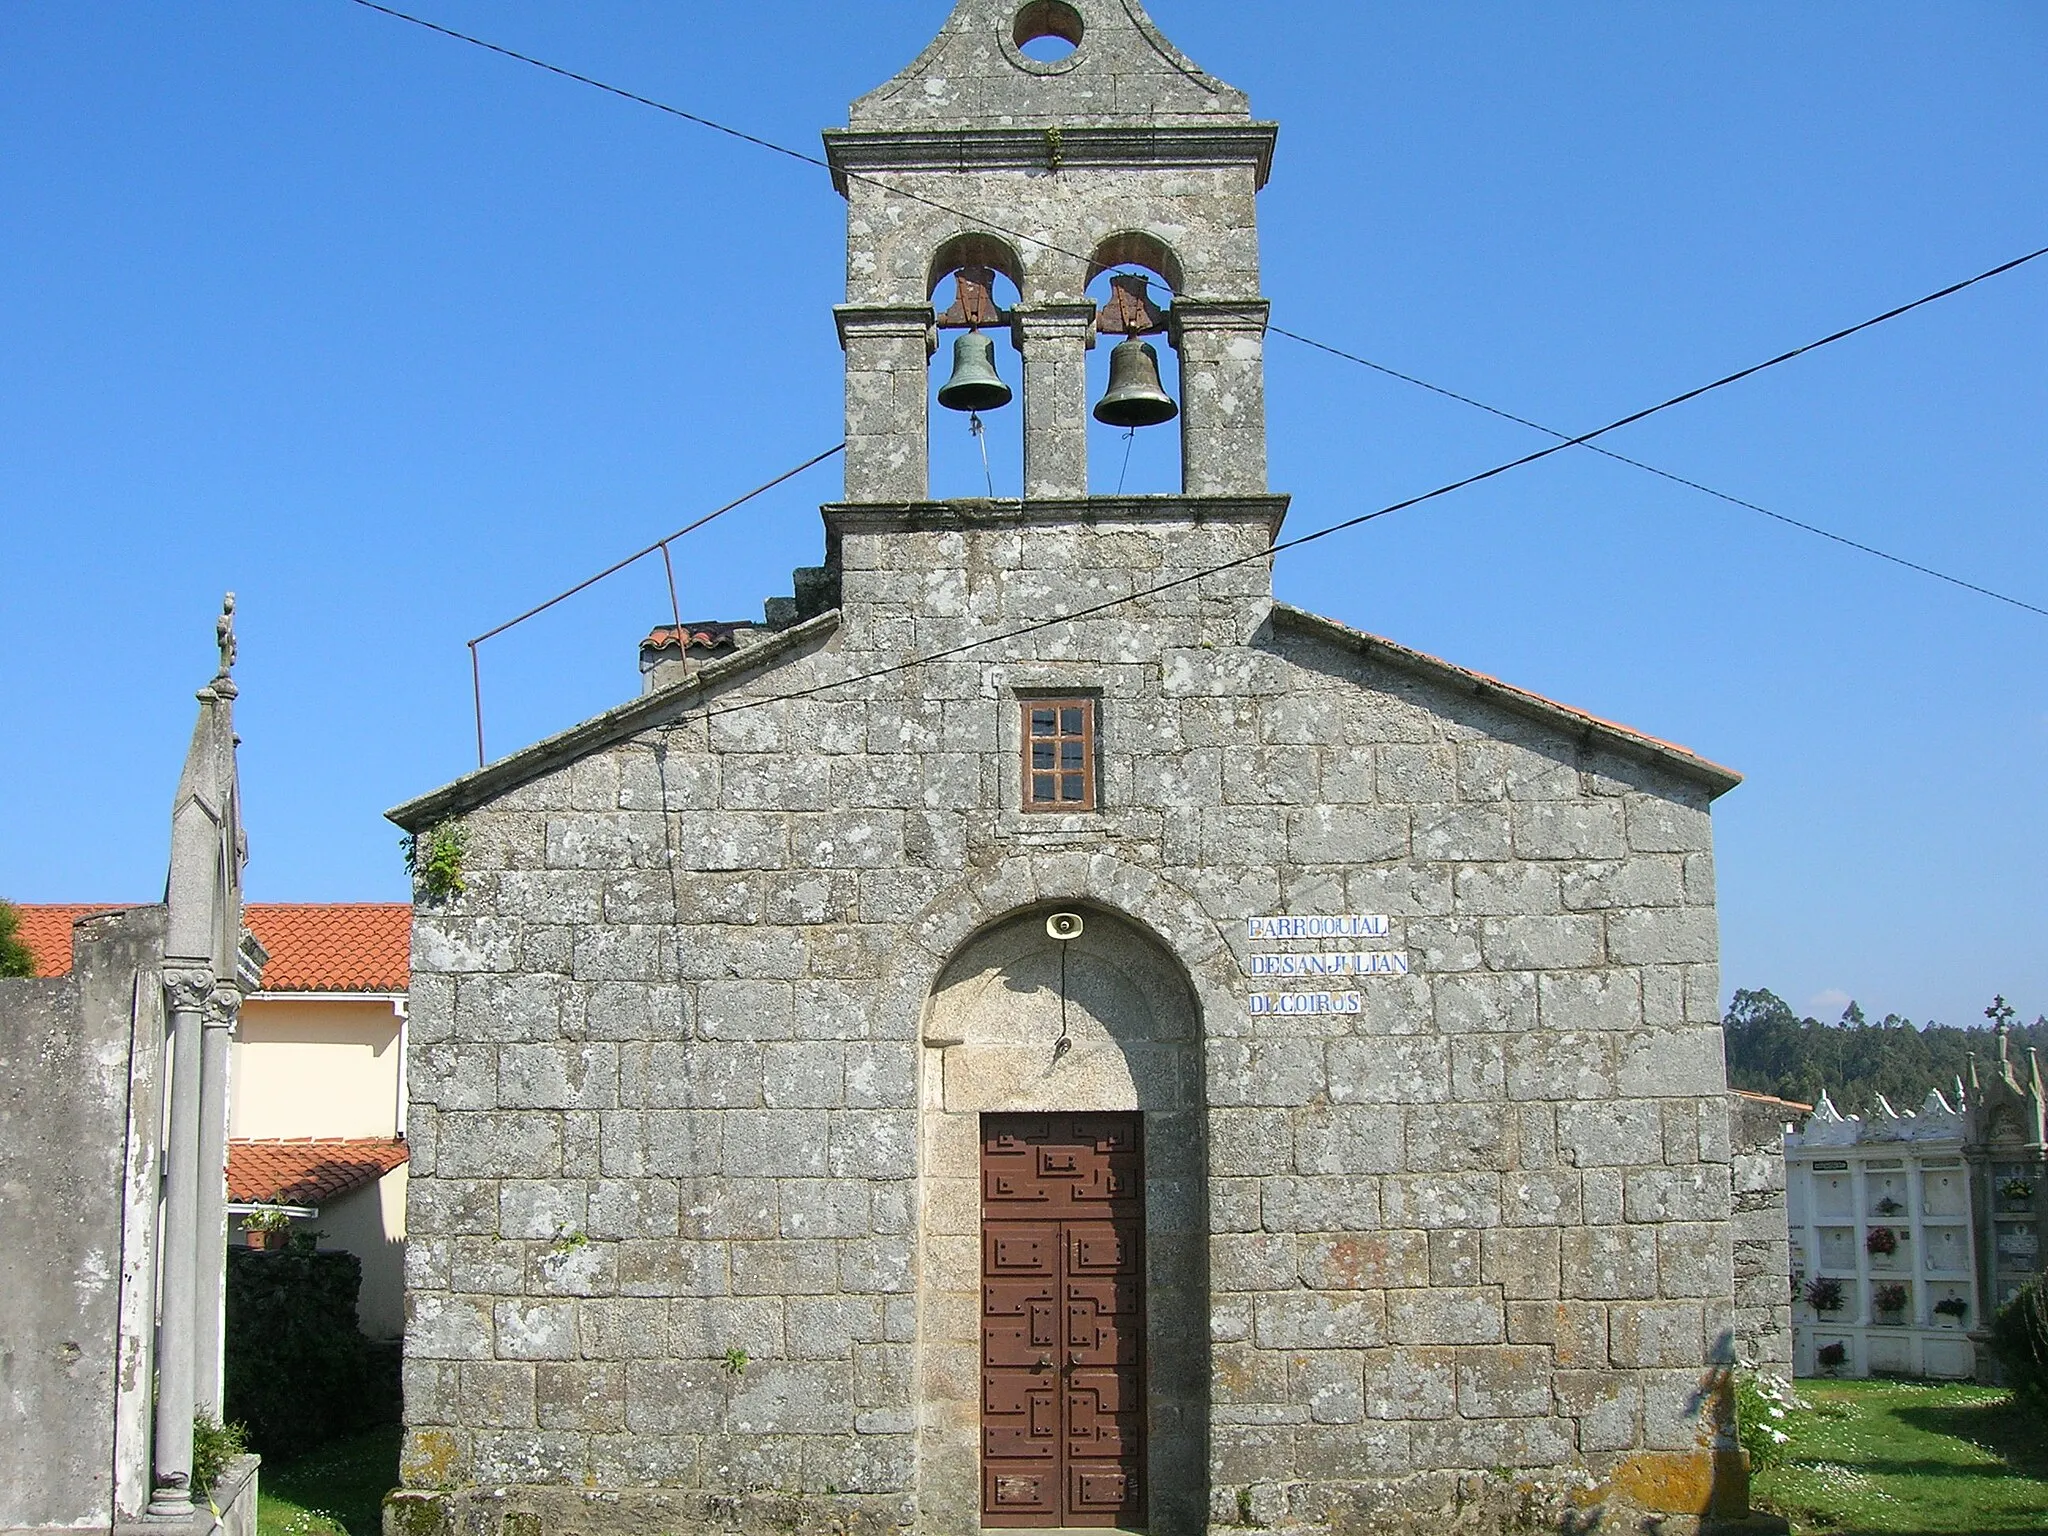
[
  {"x1": 1093, "y1": 337, "x2": 1178, "y2": 428},
  {"x1": 936, "y1": 329, "x2": 1013, "y2": 413}
]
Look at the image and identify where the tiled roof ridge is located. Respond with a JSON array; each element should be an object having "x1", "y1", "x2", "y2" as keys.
[
  {"x1": 9, "y1": 901, "x2": 410, "y2": 991},
  {"x1": 226, "y1": 1136, "x2": 410, "y2": 1206}
]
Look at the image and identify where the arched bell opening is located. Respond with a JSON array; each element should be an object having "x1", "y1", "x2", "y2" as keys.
[
  {"x1": 928, "y1": 238, "x2": 1026, "y2": 500},
  {"x1": 1085, "y1": 256, "x2": 1184, "y2": 496}
]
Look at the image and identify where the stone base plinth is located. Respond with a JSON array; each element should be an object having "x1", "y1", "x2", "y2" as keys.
[
  {"x1": 1205, "y1": 1457, "x2": 1787, "y2": 1536},
  {"x1": 384, "y1": 1487, "x2": 914, "y2": 1536}
]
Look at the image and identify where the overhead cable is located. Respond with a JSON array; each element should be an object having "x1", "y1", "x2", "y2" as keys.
[
  {"x1": 672, "y1": 261, "x2": 2048, "y2": 728},
  {"x1": 342, "y1": 0, "x2": 2048, "y2": 622}
]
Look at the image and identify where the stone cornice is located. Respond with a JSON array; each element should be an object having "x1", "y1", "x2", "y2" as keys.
[
  {"x1": 1270, "y1": 604, "x2": 1744, "y2": 798},
  {"x1": 823, "y1": 493, "x2": 1289, "y2": 546},
  {"x1": 834, "y1": 304, "x2": 936, "y2": 349},
  {"x1": 386, "y1": 610, "x2": 843, "y2": 831},
  {"x1": 1170, "y1": 298, "x2": 1270, "y2": 338},
  {"x1": 824, "y1": 123, "x2": 1280, "y2": 194}
]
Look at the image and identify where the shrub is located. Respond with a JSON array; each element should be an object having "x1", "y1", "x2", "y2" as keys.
[
  {"x1": 224, "y1": 1247, "x2": 400, "y2": 1458},
  {"x1": 190, "y1": 1414, "x2": 247, "y2": 1496},
  {"x1": 0, "y1": 900, "x2": 35, "y2": 978},
  {"x1": 1990, "y1": 1279, "x2": 2048, "y2": 1411}
]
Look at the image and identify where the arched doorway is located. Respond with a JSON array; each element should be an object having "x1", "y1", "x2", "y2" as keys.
[{"x1": 917, "y1": 903, "x2": 1207, "y2": 1533}]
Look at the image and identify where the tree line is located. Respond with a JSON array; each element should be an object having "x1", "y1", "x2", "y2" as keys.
[{"x1": 1724, "y1": 987, "x2": 2048, "y2": 1114}]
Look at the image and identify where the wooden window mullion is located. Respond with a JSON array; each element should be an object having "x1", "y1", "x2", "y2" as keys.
[{"x1": 1022, "y1": 698, "x2": 1095, "y2": 812}]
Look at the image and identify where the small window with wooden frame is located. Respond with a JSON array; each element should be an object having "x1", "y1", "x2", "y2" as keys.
[{"x1": 1021, "y1": 697, "x2": 1097, "y2": 812}]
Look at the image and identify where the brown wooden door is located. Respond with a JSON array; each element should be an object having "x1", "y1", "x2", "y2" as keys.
[{"x1": 982, "y1": 1113, "x2": 1145, "y2": 1528}]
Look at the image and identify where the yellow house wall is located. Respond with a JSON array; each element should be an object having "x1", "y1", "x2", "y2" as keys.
[
  {"x1": 230, "y1": 996, "x2": 403, "y2": 1139},
  {"x1": 315, "y1": 1166, "x2": 408, "y2": 1339}
]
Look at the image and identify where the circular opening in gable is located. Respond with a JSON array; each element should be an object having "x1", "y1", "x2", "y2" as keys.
[{"x1": 1014, "y1": 0, "x2": 1084, "y2": 61}]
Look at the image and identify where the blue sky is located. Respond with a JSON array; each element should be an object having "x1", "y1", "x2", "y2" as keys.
[{"x1": 3, "y1": 3, "x2": 2042, "y2": 1029}]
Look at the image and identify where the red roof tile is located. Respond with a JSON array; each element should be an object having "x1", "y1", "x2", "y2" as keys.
[
  {"x1": 8, "y1": 903, "x2": 410, "y2": 992},
  {"x1": 642, "y1": 621, "x2": 755, "y2": 655},
  {"x1": 228, "y1": 1138, "x2": 409, "y2": 1206},
  {"x1": 12, "y1": 904, "x2": 126, "y2": 979},
  {"x1": 246, "y1": 905, "x2": 410, "y2": 993}
]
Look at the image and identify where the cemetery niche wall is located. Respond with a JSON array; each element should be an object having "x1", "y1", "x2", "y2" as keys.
[{"x1": 385, "y1": 4, "x2": 1770, "y2": 1534}]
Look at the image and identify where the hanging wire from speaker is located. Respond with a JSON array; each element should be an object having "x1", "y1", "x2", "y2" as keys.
[{"x1": 1045, "y1": 911, "x2": 1084, "y2": 1062}]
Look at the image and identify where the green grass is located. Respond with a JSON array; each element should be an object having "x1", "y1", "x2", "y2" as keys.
[
  {"x1": 256, "y1": 1424, "x2": 401, "y2": 1536},
  {"x1": 1753, "y1": 1378, "x2": 2048, "y2": 1534}
]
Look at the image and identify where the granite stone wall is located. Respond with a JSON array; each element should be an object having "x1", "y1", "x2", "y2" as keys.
[
  {"x1": 394, "y1": 504, "x2": 1741, "y2": 1536},
  {"x1": 0, "y1": 907, "x2": 168, "y2": 1528},
  {"x1": 1730, "y1": 1093, "x2": 1800, "y2": 1370}
]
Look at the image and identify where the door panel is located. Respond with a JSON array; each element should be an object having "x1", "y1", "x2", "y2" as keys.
[{"x1": 982, "y1": 1114, "x2": 1145, "y2": 1529}]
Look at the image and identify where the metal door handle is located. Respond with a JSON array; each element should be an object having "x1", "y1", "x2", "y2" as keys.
[
  {"x1": 1070, "y1": 1351, "x2": 1084, "y2": 1366},
  {"x1": 1036, "y1": 1355, "x2": 1053, "y2": 1368}
]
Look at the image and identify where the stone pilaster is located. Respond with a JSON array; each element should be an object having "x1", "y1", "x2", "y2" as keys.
[
  {"x1": 194, "y1": 983, "x2": 239, "y2": 1418},
  {"x1": 836, "y1": 305, "x2": 933, "y2": 504},
  {"x1": 147, "y1": 964, "x2": 213, "y2": 1518},
  {"x1": 1009, "y1": 303, "x2": 1097, "y2": 500},
  {"x1": 1171, "y1": 298, "x2": 1270, "y2": 496}
]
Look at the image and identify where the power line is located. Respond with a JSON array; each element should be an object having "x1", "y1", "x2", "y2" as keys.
[
  {"x1": 466, "y1": 443, "x2": 845, "y2": 764},
  {"x1": 343, "y1": 0, "x2": 2048, "y2": 621},
  {"x1": 674, "y1": 258, "x2": 2048, "y2": 729},
  {"x1": 1270, "y1": 314, "x2": 2048, "y2": 622},
  {"x1": 468, "y1": 443, "x2": 845, "y2": 648}
]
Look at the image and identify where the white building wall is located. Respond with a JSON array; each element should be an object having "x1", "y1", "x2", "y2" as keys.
[{"x1": 1787, "y1": 1094, "x2": 1978, "y2": 1380}]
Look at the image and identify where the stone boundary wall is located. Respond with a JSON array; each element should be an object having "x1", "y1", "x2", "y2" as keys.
[
  {"x1": 0, "y1": 907, "x2": 167, "y2": 1529},
  {"x1": 1730, "y1": 1092, "x2": 1802, "y2": 1371}
]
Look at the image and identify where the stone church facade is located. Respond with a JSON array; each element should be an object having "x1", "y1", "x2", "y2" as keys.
[{"x1": 388, "y1": 5, "x2": 1762, "y2": 1533}]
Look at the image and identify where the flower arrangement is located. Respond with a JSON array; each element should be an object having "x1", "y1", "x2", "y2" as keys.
[
  {"x1": 1804, "y1": 1276, "x2": 1845, "y2": 1313},
  {"x1": 1817, "y1": 1341, "x2": 1847, "y2": 1371},
  {"x1": 2001, "y1": 1177, "x2": 2036, "y2": 1204},
  {"x1": 1875, "y1": 1196, "x2": 1903, "y2": 1216},
  {"x1": 1866, "y1": 1226, "x2": 1899, "y2": 1257},
  {"x1": 1934, "y1": 1296, "x2": 1969, "y2": 1321},
  {"x1": 1874, "y1": 1283, "x2": 1910, "y2": 1316}
]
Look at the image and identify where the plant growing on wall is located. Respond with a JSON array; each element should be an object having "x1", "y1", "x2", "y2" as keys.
[
  {"x1": 190, "y1": 1414, "x2": 247, "y2": 1496},
  {"x1": 401, "y1": 818, "x2": 469, "y2": 904},
  {"x1": 1874, "y1": 1283, "x2": 1909, "y2": 1317},
  {"x1": 1866, "y1": 1226, "x2": 1899, "y2": 1257},
  {"x1": 1804, "y1": 1276, "x2": 1845, "y2": 1313}
]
